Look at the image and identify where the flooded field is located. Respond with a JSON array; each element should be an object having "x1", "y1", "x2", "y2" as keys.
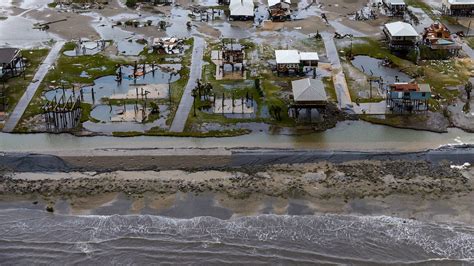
[{"x1": 351, "y1": 55, "x2": 412, "y2": 88}]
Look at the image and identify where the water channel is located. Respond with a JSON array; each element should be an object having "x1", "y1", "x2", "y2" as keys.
[{"x1": 1, "y1": 121, "x2": 473, "y2": 153}]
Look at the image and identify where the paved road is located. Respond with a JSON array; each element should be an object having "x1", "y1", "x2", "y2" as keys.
[
  {"x1": 3, "y1": 41, "x2": 65, "y2": 133},
  {"x1": 169, "y1": 37, "x2": 205, "y2": 132},
  {"x1": 322, "y1": 33, "x2": 353, "y2": 111}
]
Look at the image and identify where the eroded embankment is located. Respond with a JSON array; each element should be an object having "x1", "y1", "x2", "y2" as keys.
[{"x1": 1, "y1": 160, "x2": 472, "y2": 200}]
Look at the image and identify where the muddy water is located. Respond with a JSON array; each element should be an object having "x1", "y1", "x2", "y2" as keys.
[
  {"x1": 1, "y1": 120, "x2": 473, "y2": 152},
  {"x1": 0, "y1": 16, "x2": 59, "y2": 48},
  {"x1": 351, "y1": 55, "x2": 412, "y2": 88}
]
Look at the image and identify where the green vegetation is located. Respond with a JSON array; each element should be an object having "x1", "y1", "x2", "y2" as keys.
[
  {"x1": 466, "y1": 37, "x2": 474, "y2": 49},
  {"x1": 15, "y1": 43, "x2": 130, "y2": 132},
  {"x1": 346, "y1": 37, "x2": 472, "y2": 110},
  {"x1": 2, "y1": 49, "x2": 49, "y2": 113},
  {"x1": 126, "y1": 0, "x2": 137, "y2": 8}
]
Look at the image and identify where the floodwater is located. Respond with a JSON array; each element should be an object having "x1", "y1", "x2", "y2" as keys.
[
  {"x1": 84, "y1": 104, "x2": 170, "y2": 133},
  {"x1": 44, "y1": 65, "x2": 180, "y2": 104},
  {"x1": 351, "y1": 55, "x2": 412, "y2": 87},
  {"x1": 1, "y1": 120, "x2": 474, "y2": 152},
  {"x1": 0, "y1": 16, "x2": 59, "y2": 48},
  {"x1": 0, "y1": 193, "x2": 473, "y2": 264}
]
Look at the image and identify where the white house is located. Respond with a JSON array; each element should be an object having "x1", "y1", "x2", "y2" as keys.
[
  {"x1": 383, "y1": 21, "x2": 419, "y2": 50},
  {"x1": 229, "y1": 0, "x2": 255, "y2": 20},
  {"x1": 275, "y1": 50, "x2": 319, "y2": 73},
  {"x1": 442, "y1": 0, "x2": 474, "y2": 15}
]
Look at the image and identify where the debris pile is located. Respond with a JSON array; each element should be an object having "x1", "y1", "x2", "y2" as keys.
[{"x1": 152, "y1": 37, "x2": 184, "y2": 54}]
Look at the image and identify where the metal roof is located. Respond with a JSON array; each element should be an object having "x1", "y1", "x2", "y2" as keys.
[
  {"x1": 0, "y1": 48, "x2": 20, "y2": 65},
  {"x1": 229, "y1": 0, "x2": 254, "y2": 17},
  {"x1": 384, "y1": 21, "x2": 418, "y2": 37},
  {"x1": 300, "y1": 52, "x2": 319, "y2": 61},
  {"x1": 291, "y1": 78, "x2": 327, "y2": 102},
  {"x1": 275, "y1": 50, "x2": 300, "y2": 64}
]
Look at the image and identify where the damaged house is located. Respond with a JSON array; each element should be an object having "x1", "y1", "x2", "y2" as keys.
[
  {"x1": 229, "y1": 0, "x2": 255, "y2": 21},
  {"x1": 421, "y1": 22, "x2": 461, "y2": 57},
  {"x1": 268, "y1": 0, "x2": 292, "y2": 21},
  {"x1": 152, "y1": 37, "x2": 184, "y2": 54},
  {"x1": 442, "y1": 0, "x2": 474, "y2": 16},
  {"x1": 383, "y1": 21, "x2": 419, "y2": 51}
]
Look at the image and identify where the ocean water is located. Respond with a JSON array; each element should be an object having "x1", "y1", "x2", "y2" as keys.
[{"x1": 0, "y1": 209, "x2": 472, "y2": 264}]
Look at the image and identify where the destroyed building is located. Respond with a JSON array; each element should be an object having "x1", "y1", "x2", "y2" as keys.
[
  {"x1": 152, "y1": 37, "x2": 184, "y2": 54},
  {"x1": 268, "y1": 0, "x2": 292, "y2": 21},
  {"x1": 422, "y1": 22, "x2": 461, "y2": 56}
]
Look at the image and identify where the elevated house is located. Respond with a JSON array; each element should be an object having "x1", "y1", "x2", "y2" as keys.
[
  {"x1": 275, "y1": 50, "x2": 319, "y2": 75},
  {"x1": 442, "y1": 0, "x2": 474, "y2": 16},
  {"x1": 268, "y1": 0, "x2": 292, "y2": 21},
  {"x1": 387, "y1": 83, "x2": 431, "y2": 112},
  {"x1": 422, "y1": 22, "x2": 461, "y2": 55},
  {"x1": 383, "y1": 0, "x2": 407, "y2": 15},
  {"x1": 229, "y1": 0, "x2": 255, "y2": 21},
  {"x1": 383, "y1": 21, "x2": 419, "y2": 51},
  {"x1": 289, "y1": 78, "x2": 328, "y2": 120}
]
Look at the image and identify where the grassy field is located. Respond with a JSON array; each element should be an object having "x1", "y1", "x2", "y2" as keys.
[
  {"x1": 346, "y1": 37, "x2": 471, "y2": 110},
  {"x1": 2, "y1": 49, "x2": 49, "y2": 113},
  {"x1": 15, "y1": 42, "x2": 131, "y2": 132}
]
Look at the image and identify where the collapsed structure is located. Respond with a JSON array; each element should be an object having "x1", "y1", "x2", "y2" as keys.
[
  {"x1": 383, "y1": 21, "x2": 419, "y2": 51},
  {"x1": 152, "y1": 37, "x2": 184, "y2": 54},
  {"x1": 422, "y1": 22, "x2": 461, "y2": 55},
  {"x1": 268, "y1": 0, "x2": 292, "y2": 21},
  {"x1": 0, "y1": 48, "x2": 25, "y2": 112}
]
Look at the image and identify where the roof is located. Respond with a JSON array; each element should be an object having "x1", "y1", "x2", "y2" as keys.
[
  {"x1": 384, "y1": 0, "x2": 406, "y2": 5},
  {"x1": 268, "y1": 0, "x2": 291, "y2": 7},
  {"x1": 389, "y1": 83, "x2": 431, "y2": 92},
  {"x1": 291, "y1": 78, "x2": 327, "y2": 102},
  {"x1": 229, "y1": 0, "x2": 254, "y2": 17},
  {"x1": 384, "y1": 21, "x2": 418, "y2": 37},
  {"x1": 300, "y1": 52, "x2": 319, "y2": 61},
  {"x1": 447, "y1": 0, "x2": 474, "y2": 4},
  {"x1": 275, "y1": 50, "x2": 300, "y2": 64},
  {"x1": 0, "y1": 48, "x2": 20, "y2": 65}
]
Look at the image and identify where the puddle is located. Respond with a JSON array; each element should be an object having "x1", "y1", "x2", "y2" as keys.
[
  {"x1": 63, "y1": 40, "x2": 108, "y2": 56},
  {"x1": 84, "y1": 104, "x2": 170, "y2": 133},
  {"x1": 88, "y1": 12, "x2": 146, "y2": 56},
  {"x1": 351, "y1": 56, "x2": 412, "y2": 88}
]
